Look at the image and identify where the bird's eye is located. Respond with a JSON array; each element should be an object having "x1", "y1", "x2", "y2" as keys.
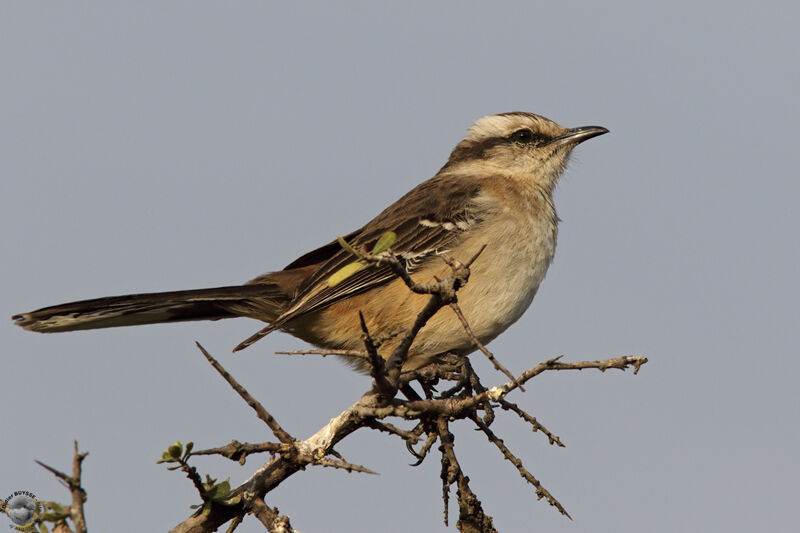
[{"x1": 510, "y1": 129, "x2": 534, "y2": 143}]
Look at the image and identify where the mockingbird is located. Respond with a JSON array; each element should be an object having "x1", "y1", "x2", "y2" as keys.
[{"x1": 13, "y1": 112, "x2": 608, "y2": 372}]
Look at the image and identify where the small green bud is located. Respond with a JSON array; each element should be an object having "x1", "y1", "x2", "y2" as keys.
[{"x1": 168, "y1": 441, "x2": 183, "y2": 458}]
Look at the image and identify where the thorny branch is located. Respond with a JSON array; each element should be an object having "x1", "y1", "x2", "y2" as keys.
[
  {"x1": 249, "y1": 497, "x2": 293, "y2": 533},
  {"x1": 164, "y1": 244, "x2": 648, "y2": 532},
  {"x1": 497, "y1": 399, "x2": 565, "y2": 447},
  {"x1": 448, "y1": 300, "x2": 522, "y2": 390},
  {"x1": 472, "y1": 416, "x2": 570, "y2": 518},
  {"x1": 436, "y1": 417, "x2": 496, "y2": 533},
  {"x1": 191, "y1": 441, "x2": 288, "y2": 464},
  {"x1": 198, "y1": 342, "x2": 294, "y2": 445},
  {"x1": 27, "y1": 441, "x2": 89, "y2": 533}
]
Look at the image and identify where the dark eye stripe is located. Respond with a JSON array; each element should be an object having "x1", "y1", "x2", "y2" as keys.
[
  {"x1": 445, "y1": 129, "x2": 553, "y2": 165},
  {"x1": 509, "y1": 129, "x2": 550, "y2": 145}
]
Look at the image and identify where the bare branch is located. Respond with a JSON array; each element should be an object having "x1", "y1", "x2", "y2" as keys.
[
  {"x1": 497, "y1": 399, "x2": 565, "y2": 447},
  {"x1": 359, "y1": 311, "x2": 394, "y2": 396},
  {"x1": 35, "y1": 441, "x2": 88, "y2": 533},
  {"x1": 363, "y1": 419, "x2": 422, "y2": 443},
  {"x1": 35, "y1": 460, "x2": 70, "y2": 486},
  {"x1": 224, "y1": 515, "x2": 243, "y2": 533},
  {"x1": 170, "y1": 349, "x2": 648, "y2": 531},
  {"x1": 191, "y1": 441, "x2": 289, "y2": 464},
  {"x1": 385, "y1": 291, "x2": 447, "y2": 384},
  {"x1": 314, "y1": 457, "x2": 378, "y2": 475},
  {"x1": 196, "y1": 342, "x2": 295, "y2": 445},
  {"x1": 487, "y1": 355, "x2": 649, "y2": 400},
  {"x1": 448, "y1": 301, "x2": 523, "y2": 390},
  {"x1": 409, "y1": 431, "x2": 439, "y2": 466},
  {"x1": 473, "y1": 417, "x2": 571, "y2": 519},
  {"x1": 400, "y1": 354, "x2": 466, "y2": 386},
  {"x1": 275, "y1": 348, "x2": 367, "y2": 358},
  {"x1": 176, "y1": 458, "x2": 206, "y2": 500},
  {"x1": 436, "y1": 417, "x2": 496, "y2": 533},
  {"x1": 248, "y1": 497, "x2": 293, "y2": 533},
  {"x1": 344, "y1": 247, "x2": 477, "y2": 386}
]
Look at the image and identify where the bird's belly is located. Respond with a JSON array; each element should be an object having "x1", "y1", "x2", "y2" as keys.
[
  {"x1": 413, "y1": 216, "x2": 557, "y2": 355},
  {"x1": 288, "y1": 214, "x2": 557, "y2": 366}
]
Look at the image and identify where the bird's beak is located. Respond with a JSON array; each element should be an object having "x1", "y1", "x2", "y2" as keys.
[{"x1": 550, "y1": 126, "x2": 609, "y2": 147}]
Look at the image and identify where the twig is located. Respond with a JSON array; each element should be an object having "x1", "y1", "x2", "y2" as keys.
[
  {"x1": 196, "y1": 342, "x2": 295, "y2": 445},
  {"x1": 358, "y1": 355, "x2": 651, "y2": 423},
  {"x1": 385, "y1": 291, "x2": 448, "y2": 384},
  {"x1": 437, "y1": 420, "x2": 456, "y2": 526},
  {"x1": 359, "y1": 311, "x2": 394, "y2": 396},
  {"x1": 473, "y1": 417, "x2": 571, "y2": 519},
  {"x1": 314, "y1": 457, "x2": 378, "y2": 475},
  {"x1": 249, "y1": 497, "x2": 293, "y2": 533},
  {"x1": 400, "y1": 355, "x2": 466, "y2": 386},
  {"x1": 363, "y1": 419, "x2": 422, "y2": 443},
  {"x1": 191, "y1": 441, "x2": 289, "y2": 464},
  {"x1": 224, "y1": 515, "x2": 243, "y2": 533},
  {"x1": 363, "y1": 418, "x2": 440, "y2": 466},
  {"x1": 448, "y1": 301, "x2": 523, "y2": 391},
  {"x1": 275, "y1": 348, "x2": 368, "y2": 358},
  {"x1": 497, "y1": 399, "x2": 565, "y2": 447},
  {"x1": 488, "y1": 355, "x2": 649, "y2": 401},
  {"x1": 436, "y1": 417, "x2": 496, "y2": 532},
  {"x1": 356, "y1": 246, "x2": 478, "y2": 384},
  {"x1": 35, "y1": 441, "x2": 88, "y2": 533},
  {"x1": 410, "y1": 431, "x2": 439, "y2": 467},
  {"x1": 35, "y1": 460, "x2": 70, "y2": 486}
]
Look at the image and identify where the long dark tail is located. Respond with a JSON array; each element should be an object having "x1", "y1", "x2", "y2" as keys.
[{"x1": 12, "y1": 284, "x2": 288, "y2": 333}]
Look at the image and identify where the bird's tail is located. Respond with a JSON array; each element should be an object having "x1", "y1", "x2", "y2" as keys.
[{"x1": 12, "y1": 284, "x2": 288, "y2": 333}]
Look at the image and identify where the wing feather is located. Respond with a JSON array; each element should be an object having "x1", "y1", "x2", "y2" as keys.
[{"x1": 233, "y1": 174, "x2": 485, "y2": 350}]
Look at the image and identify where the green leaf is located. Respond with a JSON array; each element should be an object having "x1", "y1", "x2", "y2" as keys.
[
  {"x1": 327, "y1": 262, "x2": 366, "y2": 287},
  {"x1": 371, "y1": 231, "x2": 397, "y2": 254},
  {"x1": 208, "y1": 479, "x2": 231, "y2": 502},
  {"x1": 38, "y1": 523, "x2": 49, "y2": 533},
  {"x1": 184, "y1": 441, "x2": 194, "y2": 456}
]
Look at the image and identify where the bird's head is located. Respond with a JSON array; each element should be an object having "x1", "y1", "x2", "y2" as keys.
[{"x1": 444, "y1": 112, "x2": 608, "y2": 191}]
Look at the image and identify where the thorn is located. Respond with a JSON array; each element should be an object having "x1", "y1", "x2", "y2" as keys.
[{"x1": 466, "y1": 244, "x2": 487, "y2": 267}]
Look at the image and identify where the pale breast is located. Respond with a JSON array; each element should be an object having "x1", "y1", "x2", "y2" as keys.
[
  {"x1": 454, "y1": 212, "x2": 555, "y2": 338},
  {"x1": 409, "y1": 183, "x2": 559, "y2": 355}
]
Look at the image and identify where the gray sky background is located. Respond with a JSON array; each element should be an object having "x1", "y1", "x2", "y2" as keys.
[{"x1": 2, "y1": 2, "x2": 798, "y2": 532}]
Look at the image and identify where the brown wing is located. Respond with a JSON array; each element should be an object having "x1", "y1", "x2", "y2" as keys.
[
  {"x1": 233, "y1": 173, "x2": 484, "y2": 351},
  {"x1": 280, "y1": 229, "x2": 362, "y2": 271}
]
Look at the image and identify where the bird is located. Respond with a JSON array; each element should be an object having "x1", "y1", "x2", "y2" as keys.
[{"x1": 13, "y1": 112, "x2": 608, "y2": 373}]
